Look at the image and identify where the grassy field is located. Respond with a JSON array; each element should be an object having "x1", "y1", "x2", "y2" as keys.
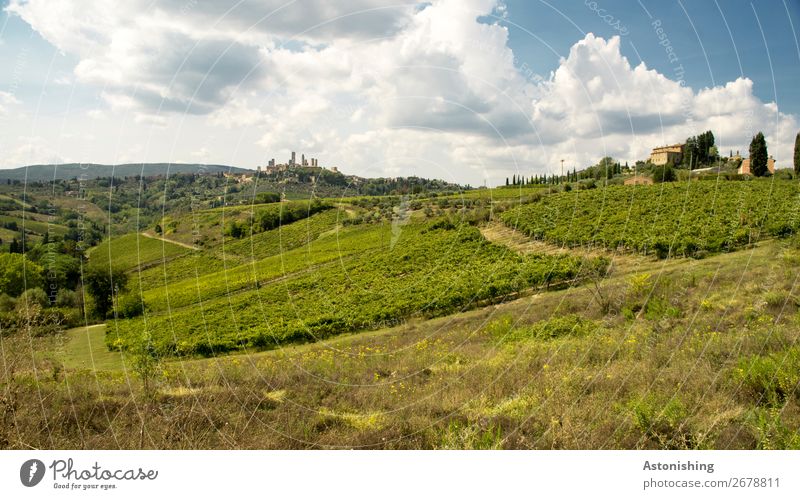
[
  {"x1": 0, "y1": 213, "x2": 69, "y2": 236},
  {"x1": 58, "y1": 324, "x2": 126, "y2": 371},
  {"x1": 11, "y1": 236, "x2": 797, "y2": 449},
  {"x1": 88, "y1": 232, "x2": 192, "y2": 271}
]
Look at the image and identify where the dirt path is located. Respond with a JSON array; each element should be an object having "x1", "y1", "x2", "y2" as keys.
[
  {"x1": 141, "y1": 231, "x2": 200, "y2": 251},
  {"x1": 480, "y1": 221, "x2": 653, "y2": 276}
]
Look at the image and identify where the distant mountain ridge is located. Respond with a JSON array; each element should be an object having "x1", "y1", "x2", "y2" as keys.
[{"x1": 0, "y1": 163, "x2": 253, "y2": 182}]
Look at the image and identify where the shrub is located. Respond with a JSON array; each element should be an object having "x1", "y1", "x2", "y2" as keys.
[
  {"x1": 0, "y1": 293, "x2": 15, "y2": 312},
  {"x1": 652, "y1": 164, "x2": 676, "y2": 183},
  {"x1": 746, "y1": 408, "x2": 800, "y2": 449},
  {"x1": 0, "y1": 253, "x2": 43, "y2": 297},
  {"x1": 629, "y1": 394, "x2": 696, "y2": 449},
  {"x1": 735, "y1": 350, "x2": 800, "y2": 407},
  {"x1": 16, "y1": 288, "x2": 49, "y2": 309},
  {"x1": 116, "y1": 293, "x2": 145, "y2": 318},
  {"x1": 55, "y1": 288, "x2": 79, "y2": 308}
]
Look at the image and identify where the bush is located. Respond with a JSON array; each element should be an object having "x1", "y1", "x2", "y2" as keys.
[
  {"x1": 116, "y1": 293, "x2": 145, "y2": 319},
  {"x1": 629, "y1": 394, "x2": 696, "y2": 449},
  {"x1": 735, "y1": 350, "x2": 800, "y2": 407},
  {"x1": 0, "y1": 293, "x2": 15, "y2": 313},
  {"x1": 16, "y1": 288, "x2": 49, "y2": 309},
  {"x1": 652, "y1": 164, "x2": 676, "y2": 183},
  {"x1": 55, "y1": 288, "x2": 79, "y2": 308}
]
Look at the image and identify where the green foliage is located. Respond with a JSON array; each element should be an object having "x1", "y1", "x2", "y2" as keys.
[
  {"x1": 84, "y1": 266, "x2": 128, "y2": 318},
  {"x1": 735, "y1": 349, "x2": 800, "y2": 407},
  {"x1": 746, "y1": 408, "x2": 800, "y2": 449},
  {"x1": 0, "y1": 253, "x2": 43, "y2": 297},
  {"x1": 502, "y1": 180, "x2": 800, "y2": 258},
  {"x1": 651, "y1": 164, "x2": 676, "y2": 183},
  {"x1": 683, "y1": 130, "x2": 716, "y2": 168},
  {"x1": 254, "y1": 191, "x2": 281, "y2": 204},
  {"x1": 132, "y1": 332, "x2": 162, "y2": 399},
  {"x1": 749, "y1": 132, "x2": 769, "y2": 177},
  {"x1": 629, "y1": 394, "x2": 695, "y2": 449},
  {"x1": 115, "y1": 293, "x2": 145, "y2": 318},
  {"x1": 225, "y1": 200, "x2": 331, "y2": 238},
  {"x1": 16, "y1": 287, "x2": 49, "y2": 309},
  {"x1": 55, "y1": 288, "x2": 80, "y2": 308}
]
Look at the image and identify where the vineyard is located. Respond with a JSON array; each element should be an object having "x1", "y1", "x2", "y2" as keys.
[
  {"x1": 108, "y1": 218, "x2": 601, "y2": 356},
  {"x1": 89, "y1": 232, "x2": 191, "y2": 271},
  {"x1": 502, "y1": 179, "x2": 800, "y2": 257}
]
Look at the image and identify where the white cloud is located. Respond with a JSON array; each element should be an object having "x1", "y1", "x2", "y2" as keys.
[
  {"x1": 0, "y1": 91, "x2": 21, "y2": 116},
  {"x1": 2, "y1": 136, "x2": 64, "y2": 168},
  {"x1": 5, "y1": 0, "x2": 798, "y2": 183}
]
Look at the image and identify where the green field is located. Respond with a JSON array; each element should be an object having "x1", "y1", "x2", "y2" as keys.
[
  {"x1": 503, "y1": 179, "x2": 800, "y2": 257},
  {"x1": 59, "y1": 324, "x2": 126, "y2": 371},
  {"x1": 88, "y1": 232, "x2": 192, "y2": 271},
  {"x1": 0, "y1": 213, "x2": 69, "y2": 236}
]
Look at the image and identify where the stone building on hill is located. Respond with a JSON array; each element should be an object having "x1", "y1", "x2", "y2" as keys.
[
  {"x1": 649, "y1": 144, "x2": 683, "y2": 166},
  {"x1": 624, "y1": 175, "x2": 654, "y2": 186}
]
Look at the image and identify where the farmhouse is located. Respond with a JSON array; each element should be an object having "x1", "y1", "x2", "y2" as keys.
[
  {"x1": 738, "y1": 157, "x2": 775, "y2": 175},
  {"x1": 649, "y1": 144, "x2": 683, "y2": 166},
  {"x1": 624, "y1": 175, "x2": 654, "y2": 186}
]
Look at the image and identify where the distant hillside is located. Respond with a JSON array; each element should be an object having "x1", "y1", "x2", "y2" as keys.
[{"x1": 0, "y1": 163, "x2": 252, "y2": 182}]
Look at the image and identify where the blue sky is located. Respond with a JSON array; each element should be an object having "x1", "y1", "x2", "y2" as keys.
[
  {"x1": 0, "y1": 0, "x2": 798, "y2": 185},
  {"x1": 503, "y1": 0, "x2": 800, "y2": 115}
]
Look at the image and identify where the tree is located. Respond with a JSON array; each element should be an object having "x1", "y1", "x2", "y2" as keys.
[
  {"x1": 794, "y1": 132, "x2": 800, "y2": 176},
  {"x1": 749, "y1": 132, "x2": 769, "y2": 177},
  {"x1": 0, "y1": 253, "x2": 43, "y2": 297},
  {"x1": 652, "y1": 164, "x2": 676, "y2": 183},
  {"x1": 84, "y1": 266, "x2": 128, "y2": 318}
]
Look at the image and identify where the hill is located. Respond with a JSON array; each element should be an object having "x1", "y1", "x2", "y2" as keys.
[{"x1": 0, "y1": 162, "x2": 252, "y2": 182}]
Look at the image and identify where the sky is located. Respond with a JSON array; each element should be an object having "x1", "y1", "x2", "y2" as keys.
[{"x1": 0, "y1": 0, "x2": 798, "y2": 187}]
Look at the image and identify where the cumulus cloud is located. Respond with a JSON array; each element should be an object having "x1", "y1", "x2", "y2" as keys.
[
  {"x1": 0, "y1": 91, "x2": 21, "y2": 116},
  {"x1": 5, "y1": 0, "x2": 798, "y2": 183}
]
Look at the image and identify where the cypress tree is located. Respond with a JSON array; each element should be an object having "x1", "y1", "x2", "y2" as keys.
[
  {"x1": 794, "y1": 132, "x2": 800, "y2": 176},
  {"x1": 749, "y1": 132, "x2": 769, "y2": 177}
]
